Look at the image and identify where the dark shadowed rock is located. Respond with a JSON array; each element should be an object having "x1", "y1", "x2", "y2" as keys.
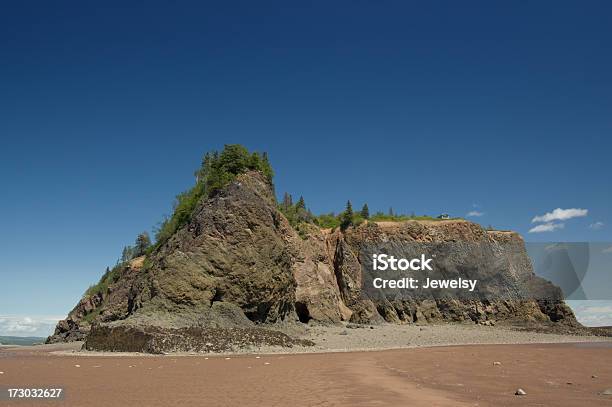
[{"x1": 85, "y1": 323, "x2": 313, "y2": 354}]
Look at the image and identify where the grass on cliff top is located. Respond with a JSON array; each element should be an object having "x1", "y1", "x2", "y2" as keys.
[
  {"x1": 278, "y1": 192, "x2": 464, "y2": 233},
  {"x1": 313, "y1": 212, "x2": 459, "y2": 230}
]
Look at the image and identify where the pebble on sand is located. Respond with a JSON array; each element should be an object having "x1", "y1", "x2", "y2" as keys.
[
  {"x1": 264, "y1": 362, "x2": 270, "y2": 365},
  {"x1": 600, "y1": 389, "x2": 612, "y2": 396},
  {"x1": 493, "y1": 361, "x2": 501, "y2": 366},
  {"x1": 0, "y1": 371, "x2": 4, "y2": 374},
  {"x1": 74, "y1": 365, "x2": 81, "y2": 368},
  {"x1": 515, "y1": 388, "x2": 526, "y2": 396}
]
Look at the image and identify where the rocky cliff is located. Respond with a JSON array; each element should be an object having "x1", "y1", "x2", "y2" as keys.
[{"x1": 48, "y1": 170, "x2": 579, "y2": 352}]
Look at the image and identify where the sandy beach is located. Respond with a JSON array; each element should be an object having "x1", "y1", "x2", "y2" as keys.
[{"x1": 1, "y1": 326, "x2": 612, "y2": 406}]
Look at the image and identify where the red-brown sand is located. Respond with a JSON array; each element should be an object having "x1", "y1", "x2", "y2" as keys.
[{"x1": 1, "y1": 342, "x2": 611, "y2": 406}]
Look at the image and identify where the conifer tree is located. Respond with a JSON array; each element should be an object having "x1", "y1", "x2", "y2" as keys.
[
  {"x1": 134, "y1": 232, "x2": 151, "y2": 257},
  {"x1": 341, "y1": 200, "x2": 354, "y2": 230},
  {"x1": 360, "y1": 203, "x2": 370, "y2": 219},
  {"x1": 120, "y1": 246, "x2": 134, "y2": 263},
  {"x1": 296, "y1": 196, "x2": 306, "y2": 210},
  {"x1": 261, "y1": 152, "x2": 274, "y2": 181},
  {"x1": 282, "y1": 192, "x2": 293, "y2": 211}
]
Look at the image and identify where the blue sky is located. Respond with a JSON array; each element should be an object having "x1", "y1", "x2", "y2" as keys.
[{"x1": 1, "y1": 1, "x2": 611, "y2": 335}]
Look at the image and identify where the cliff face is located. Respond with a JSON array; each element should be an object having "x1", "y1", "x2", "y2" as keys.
[
  {"x1": 47, "y1": 171, "x2": 578, "y2": 350},
  {"x1": 328, "y1": 221, "x2": 575, "y2": 326}
]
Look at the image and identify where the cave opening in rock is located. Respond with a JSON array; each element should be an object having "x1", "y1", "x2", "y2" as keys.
[{"x1": 295, "y1": 302, "x2": 311, "y2": 323}]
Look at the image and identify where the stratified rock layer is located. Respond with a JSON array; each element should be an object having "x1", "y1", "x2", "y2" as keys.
[{"x1": 329, "y1": 221, "x2": 576, "y2": 326}]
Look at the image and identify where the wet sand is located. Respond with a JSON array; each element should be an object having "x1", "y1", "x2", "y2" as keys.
[{"x1": 1, "y1": 342, "x2": 611, "y2": 406}]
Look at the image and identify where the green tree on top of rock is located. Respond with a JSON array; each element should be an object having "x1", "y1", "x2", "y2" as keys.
[
  {"x1": 120, "y1": 246, "x2": 134, "y2": 263},
  {"x1": 360, "y1": 203, "x2": 369, "y2": 219},
  {"x1": 197, "y1": 144, "x2": 274, "y2": 196},
  {"x1": 155, "y1": 144, "x2": 274, "y2": 246},
  {"x1": 119, "y1": 231, "x2": 152, "y2": 264},
  {"x1": 134, "y1": 232, "x2": 151, "y2": 257},
  {"x1": 296, "y1": 196, "x2": 305, "y2": 210},
  {"x1": 281, "y1": 192, "x2": 293, "y2": 211},
  {"x1": 278, "y1": 193, "x2": 313, "y2": 234},
  {"x1": 340, "y1": 200, "x2": 354, "y2": 230}
]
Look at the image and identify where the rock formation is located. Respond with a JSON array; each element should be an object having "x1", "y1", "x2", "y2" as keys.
[{"x1": 48, "y1": 170, "x2": 580, "y2": 352}]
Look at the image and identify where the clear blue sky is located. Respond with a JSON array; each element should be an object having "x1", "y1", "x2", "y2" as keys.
[{"x1": 1, "y1": 1, "x2": 611, "y2": 335}]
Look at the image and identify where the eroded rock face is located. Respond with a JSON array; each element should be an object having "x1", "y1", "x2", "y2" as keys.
[
  {"x1": 287, "y1": 223, "x2": 346, "y2": 323},
  {"x1": 47, "y1": 258, "x2": 143, "y2": 343},
  {"x1": 48, "y1": 171, "x2": 580, "y2": 351},
  {"x1": 127, "y1": 171, "x2": 297, "y2": 324},
  {"x1": 328, "y1": 222, "x2": 578, "y2": 326}
]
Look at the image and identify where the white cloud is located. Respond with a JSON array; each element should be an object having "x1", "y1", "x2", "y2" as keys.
[
  {"x1": 589, "y1": 221, "x2": 604, "y2": 230},
  {"x1": 532, "y1": 208, "x2": 588, "y2": 223},
  {"x1": 0, "y1": 315, "x2": 62, "y2": 338},
  {"x1": 602, "y1": 246, "x2": 612, "y2": 254},
  {"x1": 566, "y1": 301, "x2": 612, "y2": 327},
  {"x1": 466, "y1": 210, "x2": 484, "y2": 217},
  {"x1": 529, "y1": 222, "x2": 565, "y2": 233}
]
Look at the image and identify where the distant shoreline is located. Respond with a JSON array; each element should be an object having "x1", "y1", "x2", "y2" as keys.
[{"x1": 0, "y1": 336, "x2": 46, "y2": 346}]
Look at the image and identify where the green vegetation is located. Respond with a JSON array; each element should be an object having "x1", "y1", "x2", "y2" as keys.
[
  {"x1": 135, "y1": 232, "x2": 151, "y2": 256},
  {"x1": 313, "y1": 212, "x2": 341, "y2": 229},
  {"x1": 84, "y1": 264, "x2": 124, "y2": 298},
  {"x1": 119, "y1": 232, "x2": 152, "y2": 263},
  {"x1": 278, "y1": 193, "x2": 314, "y2": 238},
  {"x1": 340, "y1": 201, "x2": 354, "y2": 230},
  {"x1": 154, "y1": 144, "x2": 273, "y2": 246},
  {"x1": 84, "y1": 145, "x2": 274, "y2": 300},
  {"x1": 281, "y1": 196, "x2": 454, "y2": 232},
  {"x1": 360, "y1": 203, "x2": 369, "y2": 219},
  {"x1": 84, "y1": 231, "x2": 152, "y2": 299},
  {"x1": 81, "y1": 306, "x2": 103, "y2": 323},
  {"x1": 370, "y1": 212, "x2": 438, "y2": 222},
  {"x1": 83, "y1": 143, "x2": 461, "y2": 301}
]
